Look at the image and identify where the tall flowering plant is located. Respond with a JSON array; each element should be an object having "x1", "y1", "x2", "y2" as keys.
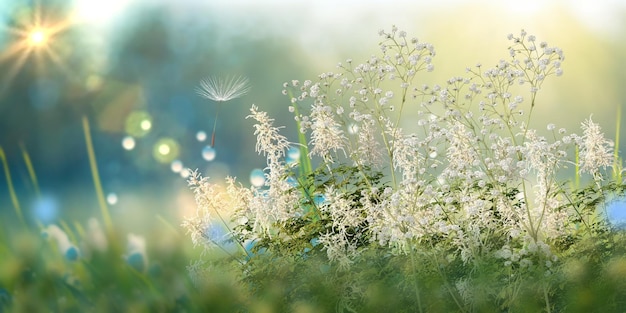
[{"x1": 185, "y1": 27, "x2": 625, "y2": 311}]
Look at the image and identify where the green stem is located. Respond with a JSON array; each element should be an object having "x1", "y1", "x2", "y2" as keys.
[
  {"x1": 543, "y1": 283, "x2": 552, "y2": 313},
  {"x1": 409, "y1": 248, "x2": 424, "y2": 313},
  {"x1": 0, "y1": 146, "x2": 25, "y2": 226},
  {"x1": 20, "y1": 142, "x2": 40, "y2": 198},
  {"x1": 82, "y1": 117, "x2": 113, "y2": 235},
  {"x1": 287, "y1": 90, "x2": 313, "y2": 177},
  {"x1": 211, "y1": 104, "x2": 221, "y2": 147},
  {"x1": 575, "y1": 146, "x2": 580, "y2": 189},
  {"x1": 613, "y1": 105, "x2": 621, "y2": 181}
]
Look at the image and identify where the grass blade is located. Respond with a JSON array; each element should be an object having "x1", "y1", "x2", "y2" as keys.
[
  {"x1": 20, "y1": 142, "x2": 41, "y2": 198},
  {"x1": 0, "y1": 146, "x2": 25, "y2": 225},
  {"x1": 82, "y1": 117, "x2": 113, "y2": 234}
]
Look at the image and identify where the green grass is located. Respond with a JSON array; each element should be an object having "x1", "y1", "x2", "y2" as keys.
[
  {"x1": 0, "y1": 146, "x2": 24, "y2": 226},
  {"x1": 1, "y1": 101, "x2": 625, "y2": 312}
]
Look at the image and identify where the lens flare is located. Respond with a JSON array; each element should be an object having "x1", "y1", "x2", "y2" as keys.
[
  {"x1": 286, "y1": 147, "x2": 301, "y2": 164},
  {"x1": 140, "y1": 119, "x2": 152, "y2": 131},
  {"x1": 202, "y1": 146, "x2": 216, "y2": 161},
  {"x1": 158, "y1": 144, "x2": 170, "y2": 155},
  {"x1": 29, "y1": 29, "x2": 47, "y2": 46},
  {"x1": 0, "y1": 1, "x2": 76, "y2": 98},
  {"x1": 106, "y1": 193, "x2": 118, "y2": 205},
  {"x1": 250, "y1": 168, "x2": 265, "y2": 187},
  {"x1": 170, "y1": 160, "x2": 183, "y2": 173},
  {"x1": 153, "y1": 138, "x2": 180, "y2": 163},
  {"x1": 121, "y1": 136, "x2": 136, "y2": 150},
  {"x1": 32, "y1": 195, "x2": 59, "y2": 224},
  {"x1": 180, "y1": 168, "x2": 191, "y2": 179},
  {"x1": 125, "y1": 111, "x2": 152, "y2": 138},
  {"x1": 196, "y1": 131, "x2": 207, "y2": 142},
  {"x1": 608, "y1": 198, "x2": 626, "y2": 228}
]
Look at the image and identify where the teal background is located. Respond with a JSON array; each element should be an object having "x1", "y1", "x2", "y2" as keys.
[{"x1": 0, "y1": 0, "x2": 624, "y2": 227}]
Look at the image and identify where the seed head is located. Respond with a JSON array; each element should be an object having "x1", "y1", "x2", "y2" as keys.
[{"x1": 196, "y1": 75, "x2": 251, "y2": 102}]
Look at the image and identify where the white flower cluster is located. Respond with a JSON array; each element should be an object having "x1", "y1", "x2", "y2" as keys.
[{"x1": 185, "y1": 28, "x2": 617, "y2": 278}]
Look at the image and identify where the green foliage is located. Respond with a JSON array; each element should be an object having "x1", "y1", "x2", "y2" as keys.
[{"x1": 180, "y1": 27, "x2": 626, "y2": 312}]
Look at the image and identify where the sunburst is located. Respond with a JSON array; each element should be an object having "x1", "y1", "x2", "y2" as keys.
[{"x1": 0, "y1": 1, "x2": 75, "y2": 97}]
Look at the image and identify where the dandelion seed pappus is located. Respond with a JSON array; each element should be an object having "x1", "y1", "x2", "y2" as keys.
[{"x1": 196, "y1": 75, "x2": 250, "y2": 147}]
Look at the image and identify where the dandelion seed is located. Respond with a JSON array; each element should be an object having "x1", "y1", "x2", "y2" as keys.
[
  {"x1": 196, "y1": 75, "x2": 251, "y2": 147},
  {"x1": 197, "y1": 75, "x2": 250, "y2": 102}
]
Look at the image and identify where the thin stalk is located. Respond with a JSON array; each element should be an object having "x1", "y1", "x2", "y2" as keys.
[
  {"x1": 195, "y1": 222, "x2": 247, "y2": 265},
  {"x1": 210, "y1": 205, "x2": 251, "y2": 259},
  {"x1": 0, "y1": 146, "x2": 25, "y2": 226},
  {"x1": 295, "y1": 174, "x2": 322, "y2": 221},
  {"x1": 575, "y1": 146, "x2": 580, "y2": 189},
  {"x1": 20, "y1": 142, "x2": 41, "y2": 198},
  {"x1": 211, "y1": 104, "x2": 221, "y2": 147},
  {"x1": 613, "y1": 105, "x2": 621, "y2": 181},
  {"x1": 543, "y1": 284, "x2": 552, "y2": 313},
  {"x1": 82, "y1": 117, "x2": 113, "y2": 234},
  {"x1": 432, "y1": 253, "x2": 467, "y2": 313},
  {"x1": 409, "y1": 248, "x2": 424, "y2": 313},
  {"x1": 287, "y1": 90, "x2": 313, "y2": 177}
]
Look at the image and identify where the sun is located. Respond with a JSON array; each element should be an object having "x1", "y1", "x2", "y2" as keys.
[
  {"x1": 0, "y1": 1, "x2": 75, "y2": 97},
  {"x1": 29, "y1": 29, "x2": 48, "y2": 46}
]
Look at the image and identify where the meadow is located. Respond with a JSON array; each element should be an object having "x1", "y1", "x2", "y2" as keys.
[{"x1": 1, "y1": 26, "x2": 626, "y2": 313}]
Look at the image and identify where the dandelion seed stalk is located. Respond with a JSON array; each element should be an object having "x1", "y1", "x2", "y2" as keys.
[{"x1": 197, "y1": 75, "x2": 250, "y2": 148}]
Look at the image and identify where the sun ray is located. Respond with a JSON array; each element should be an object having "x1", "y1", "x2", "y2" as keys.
[
  {"x1": 42, "y1": 45, "x2": 75, "y2": 79},
  {"x1": 0, "y1": 1, "x2": 77, "y2": 100},
  {"x1": 0, "y1": 50, "x2": 32, "y2": 97}
]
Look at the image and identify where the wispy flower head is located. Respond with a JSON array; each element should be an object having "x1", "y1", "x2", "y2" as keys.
[
  {"x1": 196, "y1": 75, "x2": 251, "y2": 102},
  {"x1": 579, "y1": 116, "x2": 613, "y2": 177},
  {"x1": 196, "y1": 75, "x2": 251, "y2": 147}
]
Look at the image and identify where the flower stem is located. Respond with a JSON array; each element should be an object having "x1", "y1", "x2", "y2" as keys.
[{"x1": 211, "y1": 104, "x2": 221, "y2": 147}]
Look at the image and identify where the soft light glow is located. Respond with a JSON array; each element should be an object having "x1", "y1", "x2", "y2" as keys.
[
  {"x1": 0, "y1": 1, "x2": 74, "y2": 97},
  {"x1": 75, "y1": 0, "x2": 132, "y2": 26},
  {"x1": 202, "y1": 146, "x2": 216, "y2": 161},
  {"x1": 125, "y1": 111, "x2": 152, "y2": 138},
  {"x1": 171, "y1": 160, "x2": 183, "y2": 173},
  {"x1": 140, "y1": 119, "x2": 152, "y2": 131},
  {"x1": 250, "y1": 169, "x2": 265, "y2": 187},
  {"x1": 29, "y1": 30, "x2": 47, "y2": 46},
  {"x1": 152, "y1": 138, "x2": 179, "y2": 163},
  {"x1": 196, "y1": 131, "x2": 207, "y2": 142},
  {"x1": 106, "y1": 193, "x2": 118, "y2": 205},
  {"x1": 122, "y1": 136, "x2": 136, "y2": 150},
  {"x1": 158, "y1": 144, "x2": 171, "y2": 155},
  {"x1": 180, "y1": 168, "x2": 191, "y2": 179}
]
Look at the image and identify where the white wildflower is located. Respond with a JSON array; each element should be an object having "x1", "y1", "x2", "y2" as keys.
[
  {"x1": 308, "y1": 103, "x2": 346, "y2": 162},
  {"x1": 579, "y1": 117, "x2": 613, "y2": 177}
]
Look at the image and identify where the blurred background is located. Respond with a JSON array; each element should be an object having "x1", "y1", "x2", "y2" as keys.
[{"x1": 0, "y1": 0, "x2": 625, "y2": 230}]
